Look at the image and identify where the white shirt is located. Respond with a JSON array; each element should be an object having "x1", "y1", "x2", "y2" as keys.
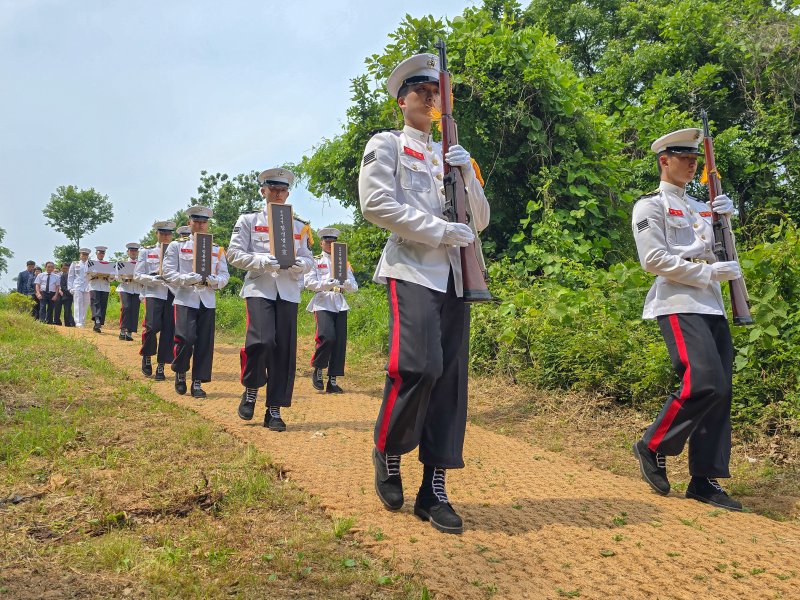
[
  {"x1": 227, "y1": 208, "x2": 314, "y2": 304},
  {"x1": 133, "y1": 245, "x2": 175, "y2": 300},
  {"x1": 304, "y1": 252, "x2": 358, "y2": 312},
  {"x1": 67, "y1": 260, "x2": 90, "y2": 293},
  {"x1": 161, "y1": 237, "x2": 229, "y2": 308},
  {"x1": 358, "y1": 125, "x2": 490, "y2": 295},
  {"x1": 632, "y1": 181, "x2": 725, "y2": 319},
  {"x1": 115, "y1": 260, "x2": 143, "y2": 295},
  {"x1": 35, "y1": 271, "x2": 60, "y2": 294}
]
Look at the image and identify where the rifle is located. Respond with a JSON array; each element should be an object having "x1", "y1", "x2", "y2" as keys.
[
  {"x1": 434, "y1": 37, "x2": 492, "y2": 303},
  {"x1": 700, "y1": 110, "x2": 753, "y2": 326}
]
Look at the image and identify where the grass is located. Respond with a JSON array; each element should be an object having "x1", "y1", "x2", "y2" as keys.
[{"x1": 0, "y1": 307, "x2": 421, "y2": 598}]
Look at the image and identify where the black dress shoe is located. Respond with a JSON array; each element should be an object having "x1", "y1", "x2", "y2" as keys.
[
  {"x1": 93, "y1": 322, "x2": 101, "y2": 333},
  {"x1": 326, "y1": 377, "x2": 344, "y2": 394},
  {"x1": 141, "y1": 355, "x2": 153, "y2": 377},
  {"x1": 53, "y1": 321, "x2": 62, "y2": 326},
  {"x1": 153, "y1": 364, "x2": 166, "y2": 381},
  {"x1": 632, "y1": 440, "x2": 670, "y2": 495},
  {"x1": 686, "y1": 477, "x2": 743, "y2": 511},
  {"x1": 125, "y1": 333, "x2": 134, "y2": 341},
  {"x1": 174, "y1": 372, "x2": 187, "y2": 395},
  {"x1": 414, "y1": 500, "x2": 464, "y2": 534},
  {"x1": 264, "y1": 409, "x2": 286, "y2": 432},
  {"x1": 372, "y1": 447, "x2": 403, "y2": 511},
  {"x1": 119, "y1": 330, "x2": 126, "y2": 340},
  {"x1": 311, "y1": 368, "x2": 324, "y2": 391},
  {"x1": 191, "y1": 380, "x2": 207, "y2": 398},
  {"x1": 238, "y1": 388, "x2": 257, "y2": 421}
]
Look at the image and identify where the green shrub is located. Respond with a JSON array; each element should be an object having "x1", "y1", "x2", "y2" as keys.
[{"x1": 4, "y1": 292, "x2": 36, "y2": 314}]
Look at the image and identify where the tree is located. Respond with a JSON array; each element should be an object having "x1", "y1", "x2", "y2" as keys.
[
  {"x1": 53, "y1": 244, "x2": 79, "y2": 266},
  {"x1": 0, "y1": 227, "x2": 12, "y2": 276},
  {"x1": 43, "y1": 185, "x2": 114, "y2": 254}
]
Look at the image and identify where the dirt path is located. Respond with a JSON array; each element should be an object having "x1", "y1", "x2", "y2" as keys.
[{"x1": 60, "y1": 327, "x2": 800, "y2": 599}]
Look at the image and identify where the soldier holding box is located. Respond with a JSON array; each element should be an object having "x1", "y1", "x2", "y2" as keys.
[
  {"x1": 227, "y1": 167, "x2": 314, "y2": 431},
  {"x1": 115, "y1": 242, "x2": 143, "y2": 341},
  {"x1": 305, "y1": 227, "x2": 358, "y2": 394},
  {"x1": 162, "y1": 206, "x2": 229, "y2": 398},
  {"x1": 88, "y1": 245, "x2": 112, "y2": 332},
  {"x1": 134, "y1": 220, "x2": 177, "y2": 380}
]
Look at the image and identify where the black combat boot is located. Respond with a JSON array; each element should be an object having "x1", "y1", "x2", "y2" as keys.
[
  {"x1": 125, "y1": 331, "x2": 134, "y2": 341},
  {"x1": 326, "y1": 376, "x2": 343, "y2": 394},
  {"x1": 311, "y1": 368, "x2": 324, "y2": 391},
  {"x1": 264, "y1": 406, "x2": 286, "y2": 432},
  {"x1": 154, "y1": 363, "x2": 166, "y2": 381},
  {"x1": 372, "y1": 447, "x2": 403, "y2": 511},
  {"x1": 686, "y1": 477, "x2": 743, "y2": 511},
  {"x1": 141, "y1": 355, "x2": 152, "y2": 377},
  {"x1": 632, "y1": 440, "x2": 670, "y2": 495},
  {"x1": 174, "y1": 372, "x2": 187, "y2": 395},
  {"x1": 238, "y1": 388, "x2": 258, "y2": 421},
  {"x1": 414, "y1": 466, "x2": 463, "y2": 534},
  {"x1": 191, "y1": 379, "x2": 207, "y2": 399}
]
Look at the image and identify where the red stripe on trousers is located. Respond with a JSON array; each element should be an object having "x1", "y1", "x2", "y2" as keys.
[
  {"x1": 376, "y1": 279, "x2": 403, "y2": 452},
  {"x1": 648, "y1": 314, "x2": 692, "y2": 451},
  {"x1": 240, "y1": 301, "x2": 250, "y2": 383},
  {"x1": 311, "y1": 311, "x2": 320, "y2": 367},
  {"x1": 173, "y1": 305, "x2": 178, "y2": 361}
]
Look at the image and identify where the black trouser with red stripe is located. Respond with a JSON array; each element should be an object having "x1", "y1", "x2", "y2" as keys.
[
  {"x1": 642, "y1": 313, "x2": 734, "y2": 478},
  {"x1": 119, "y1": 292, "x2": 141, "y2": 333},
  {"x1": 140, "y1": 292, "x2": 175, "y2": 364},
  {"x1": 311, "y1": 310, "x2": 348, "y2": 377},
  {"x1": 240, "y1": 295, "x2": 298, "y2": 407},
  {"x1": 374, "y1": 275, "x2": 469, "y2": 469},
  {"x1": 90, "y1": 290, "x2": 109, "y2": 324},
  {"x1": 172, "y1": 302, "x2": 215, "y2": 382}
]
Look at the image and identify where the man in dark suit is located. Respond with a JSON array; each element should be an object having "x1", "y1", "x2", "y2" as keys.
[{"x1": 54, "y1": 262, "x2": 75, "y2": 326}]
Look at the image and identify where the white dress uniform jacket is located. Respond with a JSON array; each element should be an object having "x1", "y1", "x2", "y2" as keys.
[
  {"x1": 632, "y1": 181, "x2": 725, "y2": 319},
  {"x1": 227, "y1": 208, "x2": 314, "y2": 304},
  {"x1": 87, "y1": 261, "x2": 111, "y2": 292},
  {"x1": 358, "y1": 125, "x2": 490, "y2": 296},
  {"x1": 134, "y1": 245, "x2": 175, "y2": 300},
  {"x1": 304, "y1": 252, "x2": 358, "y2": 312},
  {"x1": 67, "y1": 260, "x2": 90, "y2": 293},
  {"x1": 161, "y1": 237, "x2": 229, "y2": 308},
  {"x1": 114, "y1": 260, "x2": 143, "y2": 295}
]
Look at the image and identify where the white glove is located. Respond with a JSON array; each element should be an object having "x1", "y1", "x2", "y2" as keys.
[
  {"x1": 710, "y1": 261, "x2": 742, "y2": 281},
  {"x1": 257, "y1": 254, "x2": 280, "y2": 273},
  {"x1": 289, "y1": 258, "x2": 307, "y2": 274},
  {"x1": 206, "y1": 274, "x2": 221, "y2": 288},
  {"x1": 182, "y1": 272, "x2": 203, "y2": 286},
  {"x1": 711, "y1": 194, "x2": 736, "y2": 216},
  {"x1": 343, "y1": 279, "x2": 356, "y2": 292},
  {"x1": 442, "y1": 222, "x2": 475, "y2": 247},
  {"x1": 323, "y1": 277, "x2": 338, "y2": 291},
  {"x1": 444, "y1": 144, "x2": 471, "y2": 167}
]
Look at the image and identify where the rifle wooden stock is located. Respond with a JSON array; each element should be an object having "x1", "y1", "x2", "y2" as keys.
[
  {"x1": 434, "y1": 38, "x2": 492, "y2": 303},
  {"x1": 700, "y1": 110, "x2": 753, "y2": 326}
]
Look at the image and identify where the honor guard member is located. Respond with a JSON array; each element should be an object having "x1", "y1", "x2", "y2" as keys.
[
  {"x1": 631, "y1": 128, "x2": 742, "y2": 511},
  {"x1": 176, "y1": 225, "x2": 191, "y2": 238},
  {"x1": 68, "y1": 248, "x2": 92, "y2": 327},
  {"x1": 34, "y1": 261, "x2": 60, "y2": 324},
  {"x1": 358, "y1": 54, "x2": 490, "y2": 534},
  {"x1": 162, "y1": 206, "x2": 229, "y2": 398},
  {"x1": 134, "y1": 220, "x2": 177, "y2": 380},
  {"x1": 54, "y1": 262, "x2": 75, "y2": 326},
  {"x1": 227, "y1": 167, "x2": 314, "y2": 431},
  {"x1": 88, "y1": 245, "x2": 111, "y2": 332},
  {"x1": 115, "y1": 243, "x2": 143, "y2": 341},
  {"x1": 305, "y1": 227, "x2": 358, "y2": 393}
]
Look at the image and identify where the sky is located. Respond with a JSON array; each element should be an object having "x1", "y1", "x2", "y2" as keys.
[{"x1": 0, "y1": 0, "x2": 475, "y2": 289}]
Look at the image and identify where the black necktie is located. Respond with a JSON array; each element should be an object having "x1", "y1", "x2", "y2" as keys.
[{"x1": 45, "y1": 273, "x2": 51, "y2": 293}]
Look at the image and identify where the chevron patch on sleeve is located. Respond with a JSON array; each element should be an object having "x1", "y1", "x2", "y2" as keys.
[{"x1": 636, "y1": 218, "x2": 650, "y2": 233}]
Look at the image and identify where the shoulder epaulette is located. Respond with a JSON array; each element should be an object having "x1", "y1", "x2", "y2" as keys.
[
  {"x1": 294, "y1": 214, "x2": 309, "y2": 224},
  {"x1": 369, "y1": 127, "x2": 400, "y2": 137},
  {"x1": 639, "y1": 189, "x2": 661, "y2": 200}
]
